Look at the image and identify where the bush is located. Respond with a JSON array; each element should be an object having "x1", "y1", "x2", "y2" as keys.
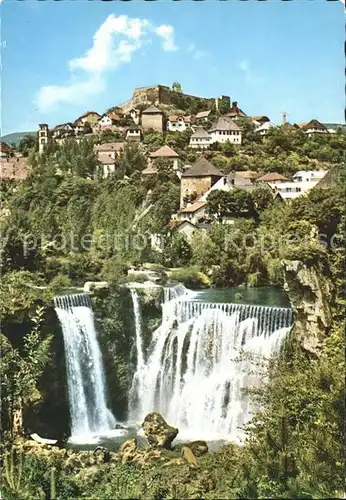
[
  {"x1": 169, "y1": 266, "x2": 210, "y2": 289},
  {"x1": 48, "y1": 274, "x2": 72, "y2": 294}
]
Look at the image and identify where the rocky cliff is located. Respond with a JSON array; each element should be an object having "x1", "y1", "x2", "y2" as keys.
[{"x1": 282, "y1": 259, "x2": 333, "y2": 356}]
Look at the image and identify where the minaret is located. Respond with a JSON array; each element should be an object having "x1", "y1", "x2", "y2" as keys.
[{"x1": 38, "y1": 123, "x2": 49, "y2": 154}]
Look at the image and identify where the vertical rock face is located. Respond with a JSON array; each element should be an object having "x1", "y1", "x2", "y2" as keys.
[{"x1": 282, "y1": 260, "x2": 333, "y2": 356}]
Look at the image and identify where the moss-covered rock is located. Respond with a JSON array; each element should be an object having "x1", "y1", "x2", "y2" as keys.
[{"x1": 142, "y1": 412, "x2": 178, "y2": 449}]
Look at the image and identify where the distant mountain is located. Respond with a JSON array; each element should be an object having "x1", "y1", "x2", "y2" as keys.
[
  {"x1": 323, "y1": 123, "x2": 346, "y2": 133},
  {"x1": 1, "y1": 131, "x2": 36, "y2": 146}
]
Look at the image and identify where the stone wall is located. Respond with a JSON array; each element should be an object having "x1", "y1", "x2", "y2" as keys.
[
  {"x1": 180, "y1": 176, "x2": 213, "y2": 208},
  {"x1": 118, "y1": 85, "x2": 229, "y2": 114}
]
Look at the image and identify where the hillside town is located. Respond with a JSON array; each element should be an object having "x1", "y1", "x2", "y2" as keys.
[{"x1": 1, "y1": 83, "x2": 343, "y2": 241}]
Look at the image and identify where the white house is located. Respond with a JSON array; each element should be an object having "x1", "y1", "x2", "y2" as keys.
[
  {"x1": 269, "y1": 180, "x2": 319, "y2": 201},
  {"x1": 300, "y1": 120, "x2": 329, "y2": 137},
  {"x1": 51, "y1": 123, "x2": 75, "y2": 139},
  {"x1": 255, "y1": 121, "x2": 276, "y2": 137},
  {"x1": 166, "y1": 115, "x2": 191, "y2": 132},
  {"x1": 179, "y1": 201, "x2": 207, "y2": 225},
  {"x1": 126, "y1": 125, "x2": 141, "y2": 142},
  {"x1": 94, "y1": 142, "x2": 124, "y2": 170},
  {"x1": 168, "y1": 220, "x2": 204, "y2": 242},
  {"x1": 199, "y1": 176, "x2": 234, "y2": 201},
  {"x1": 209, "y1": 117, "x2": 242, "y2": 144},
  {"x1": 293, "y1": 170, "x2": 328, "y2": 183},
  {"x1": 128, "y1": 108, "x2": 140, "y2": 125},
  {"x1": 98, "y1": 112, "x2": 121, "y2": 130},
  {"x1": 99, "y1": 157, "x2": 117, "y2": 178},
  {"x1": 189, "y1": 127, "x2": 212, "y2": 149}
]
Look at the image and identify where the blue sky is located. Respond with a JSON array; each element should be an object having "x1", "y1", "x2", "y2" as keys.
[{"x1": 1, "y1": 0, "x2": 344, "y2": 135}]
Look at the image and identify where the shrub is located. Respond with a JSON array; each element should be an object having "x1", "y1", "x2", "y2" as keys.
[
  {"x1": 48, "y1": 274, "x2": 72, "y2": 294},
  {"x1": 169, "y1": 266, "x2": 210, "y2": 289}
]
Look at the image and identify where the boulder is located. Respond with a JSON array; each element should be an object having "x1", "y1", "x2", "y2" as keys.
[
  {"x1": 182, "y1": 446, "x2": 197, "y2": 467},
  {"x1": 142, "y1": 412, "x2": 178, "y2": 449},
  {"x1": 118, "y1": 438, "x2": 137, "y2": 464},
  {"x1": 185, "y1": 440, "x2": 208, "y2": 457}
]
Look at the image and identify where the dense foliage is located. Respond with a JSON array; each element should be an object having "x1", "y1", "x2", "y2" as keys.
[{"x1": 1, "y1": 121, "x2": 345, "y2": 498}]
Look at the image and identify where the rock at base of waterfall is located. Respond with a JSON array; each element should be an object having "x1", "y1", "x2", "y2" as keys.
[
  {"x1": 119, "y1": 438, "x2": 138, "y2": 464},
  {"x1": 142, "y1": 412, "x2": 178, "y2": 449},
  {"x1": 182, "y1": 446, "x2": 197, "y2": 467},
  {"x1": 184, "y1": 440, "x2": 209, "y2": 457}
]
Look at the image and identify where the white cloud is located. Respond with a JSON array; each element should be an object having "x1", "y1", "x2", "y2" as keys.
[
  {"x1": 37, "y1": 75, "x2": 105, "y2": 112},
  {"x1": 187, "y1": 43, "x2": 208, "y2": 60},
  {"x1": 37, "y1": 14, "x2": 177, "y2": 112},
  {"x1": 239, "y1": 58, "x2": 263, "y2": 85},
  {"x1": 155, "y1": 24, "x2": 178, "y2": 52}
]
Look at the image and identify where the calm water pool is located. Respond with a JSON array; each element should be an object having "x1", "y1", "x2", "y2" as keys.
[{"x1": 191, "y1": 286, "x2": 291, "y2": 308}]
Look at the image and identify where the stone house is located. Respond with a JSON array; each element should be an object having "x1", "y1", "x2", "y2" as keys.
[
  {"x1": 141, "y1": 104, "x2": 164, "y2": 132},
  {"x1": 180, "y1": 157, "x2": 224, "y2": 208},
  {"x1": 189, "y1": 127, "x2": 212, "y2": 149},
  {"x1": 209, "y1": 117, "x2": 242, "y2": 144}
]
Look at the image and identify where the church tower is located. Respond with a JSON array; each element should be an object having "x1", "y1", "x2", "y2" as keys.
[{"x1": 38, "y1": 123, "x2": 49, "y2": 154}]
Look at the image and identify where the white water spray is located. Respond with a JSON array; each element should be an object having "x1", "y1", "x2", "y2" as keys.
[
  {"x1": 55, "y1": 294, "x2": 115, "y2": 441},
  {"x1": 129, "y1": 285, "x2": 293, "y2": 442}
]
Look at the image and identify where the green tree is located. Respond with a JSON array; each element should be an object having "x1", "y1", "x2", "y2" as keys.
[
  {"x1": 18, "y1": 134, "x2": 37, "y2": 157},
  {"x1": 1, "y1": 305, "x2": 52, "y2": 436},
  {"x1": 207, "y1": 189, "x2": 256, "y2": 221},
  {"x1": 172, "y1": 82, "x2": 182, "y2": 93}
]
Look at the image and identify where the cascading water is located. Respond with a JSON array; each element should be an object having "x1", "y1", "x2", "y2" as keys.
[
  {"x1": 54, "y1": 293, "x2": 116, "y2": 441},
  {"x1": 129, "y1": 285, "x2": 293, "y2": 442},
  {"x1": 129, "y1": 289, "x2": 146, "y2": 412}
]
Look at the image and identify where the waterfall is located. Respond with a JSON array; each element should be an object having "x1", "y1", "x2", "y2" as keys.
[
  {"x1": 128, "y1": 287, "x2": 293, "y2": 442},
  {"x1": 129, "y1": 289, "x2": 146, "y2": 414},
  {"x1": 55, "y1": 293, "x2": 115, "y2": 440}
]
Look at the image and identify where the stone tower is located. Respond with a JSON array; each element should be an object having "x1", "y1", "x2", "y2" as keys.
[{"x1": 38, "y1": 123, "x2": 49, "y2": 154}]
